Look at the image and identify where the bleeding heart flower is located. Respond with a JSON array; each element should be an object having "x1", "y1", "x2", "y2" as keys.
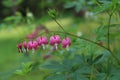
[
  {"x1": 50, "y1": 35, "x2": 61, "y2": 50},
  {"x1": 28, "y1": 41, "x2": 38, "y2": 53},
  {"x1": 23, "y1": 41, "x2": 28, "y2": 53},
  {"x1": 62, "y1": 37, "x2": 71, "y2": 50},
  {"x1": 23, "y1": 41, "x2": 27, "y2": 49},
  {"x1": 37, "y1": 36, "x2": 48, "y2": 45},
  {"x1": 37, "y1": 36, "x2": 48, "y2": 49},
  {"x1": 17, "y1": 43, "x2": 22, "y2": 53}
]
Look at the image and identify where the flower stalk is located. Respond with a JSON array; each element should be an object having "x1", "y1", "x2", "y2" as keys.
[{"x1": 52, "y1": 17, "x2": 120, "y2": 64}]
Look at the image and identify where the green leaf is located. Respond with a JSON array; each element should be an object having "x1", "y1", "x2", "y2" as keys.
[
  {"x1": 14, "y1": 70, "x2": 24, "y2": 76},
  {"x1": 4, "y1": 16, "x2": 15, "y2": 22},
  {"x1": 62, "y1": 59, "x2": 72, "y2": 69},
  {"x1": 64, "y1": 1, "x2": 76, "y2": 9},
  {"x1": 94, "y1": 25, "x2": 107, "y2": 41},
  {"x1": 101, "y1": 50, "x2": 110, "y2": 62},
  {"x1": 96, "y1": 24, "x2": 120, "y2": 38},
  {"x1": 2, "y1": 0, "x2": 23, "y2": 7},
  {"x1": 111, "y1": 69, "x2": 120, "y2": 75},
  {"x1": 42, "y1": 61, "x2": 61, "y2": 70},
  {"x1": 110, "y1": 24, "x2": 120, "y2": 28},
  {"x1": 94, "y1": 3, "x2": 112, "y2": 14},
  {"x1": 14, "y1": 62, "x2": 33, "y2": 75},
  {"x1": 76, "y1": 66, "x2": 91, "y2": 74},
  {"x1": 110, "y1": 75, "x2": 120, "y2": 80},
  {"x1": 75, "y1": 3, "x2": 82, "y2": 13},
  {"x1": 93, "y1": 54, "x2": 103, "y2": 64},
  {"x1": 42, "y1": 61, "x2": 68, "y2": 72},
  {"x1": 87, "y1": 55, "x2": 93, "y2": 65},
  {"x1": 45, "y1": 74, "x2": 66, "y2": 80},
  {"x1": 69, "y1": 72, "x2": 89, "y2": 80},
  {"x1": 72, "y1": 54, "x2": 85, "y2": 65},
  {"x1": 96, "y1": 73, "x2": 106, "y2": 80}
]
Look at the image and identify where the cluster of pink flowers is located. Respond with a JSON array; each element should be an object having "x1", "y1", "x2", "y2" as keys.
[{"x1": 17, "y1": 35, "x2": 71, "y2": 53}]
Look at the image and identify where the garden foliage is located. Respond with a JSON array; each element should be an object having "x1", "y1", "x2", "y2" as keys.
[{"x1": 14, "y1": 0, "x2": 120, "y2": 80}]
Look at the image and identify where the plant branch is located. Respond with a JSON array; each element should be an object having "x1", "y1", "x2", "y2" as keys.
[
  {"x1": 48, "y1": 30, "x2": 120, "y2": 64},
  {"x1": 52, "y1": 18, "x2": 120, "y2": 64}
]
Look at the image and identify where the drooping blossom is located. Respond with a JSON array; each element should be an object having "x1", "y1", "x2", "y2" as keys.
[
  {"x1": 23, "y1": 41, "x2": 28, "y2": 53},
  {"x1": 28, "y1": 41, "x2": 38, "y2": 53},
  {"x1": 62, "y1": 37, "x2": 71, "y2": 50},
  {"x1": 37, "y1": 36, "x2": 48, "y2": 49},
  {"x1": 17, "y1": 43, "x2": 22, "y2": 53},
  {"x1": 50, "y1": 35, "x2": 61, "y2": 50}
]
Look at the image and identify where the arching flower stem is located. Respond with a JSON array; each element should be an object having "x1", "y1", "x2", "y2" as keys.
[{"x1": 51, "y1": 17, "x2": 120, "y2": 64}]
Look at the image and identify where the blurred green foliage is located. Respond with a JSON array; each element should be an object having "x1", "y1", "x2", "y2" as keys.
[
  {"x1": 2, "y1": 0, "x2": 23, "y2": 7},
  {"x1": 0, "y1": 0, "x2": 120, "y2": 80}
]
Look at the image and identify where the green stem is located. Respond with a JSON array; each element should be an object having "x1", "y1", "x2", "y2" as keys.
[
  {"x1": 107, "y1": 14, "x2": 112, "y2": 49},
  {"x1": 54, "y1": 18, "x2": 66, "y2": 33},
  {"x1": 90, "y1": 64, "x2": 94, "y2": 80}
]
